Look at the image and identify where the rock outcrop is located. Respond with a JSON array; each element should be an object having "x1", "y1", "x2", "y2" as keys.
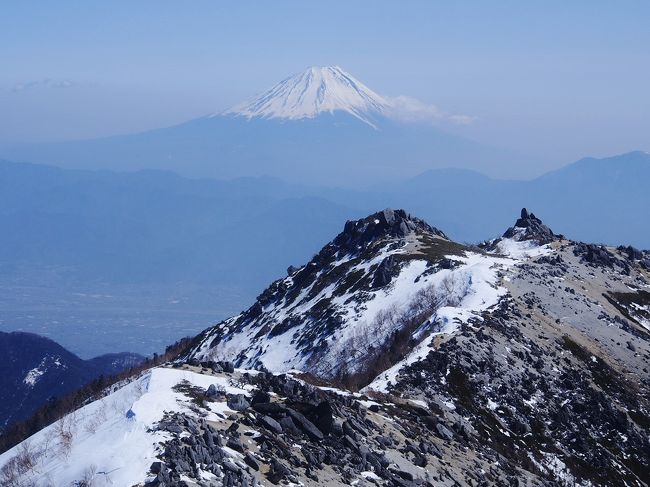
[{"x1": 502, "y1": 207, "x2": 558, "y2": 244}]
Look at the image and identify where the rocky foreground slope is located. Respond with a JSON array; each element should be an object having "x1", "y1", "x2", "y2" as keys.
[{"x1": 1, "y1": 209, "x2": 649, "y2": 487}]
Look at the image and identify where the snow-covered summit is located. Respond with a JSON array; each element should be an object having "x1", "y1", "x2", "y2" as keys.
[{"x1": 222, "y1": 66, "x2": 390, "y2": 127}]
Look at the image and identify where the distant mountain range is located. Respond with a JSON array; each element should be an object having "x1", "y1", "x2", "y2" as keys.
[
  {"x1": 0, "y1": 150, "x2": 647, "y2": 358},
  {"x1": 0, "y1": 66, "x2": 527, "y2": 184},
  {"x1": 356, "y1": 150, "x2": 650, "y2": 247},
  {"x1": 1, "y1": 150, "x2": 647, "y2": 289},
  {"x1": 0, "y1": 331, "x2": 143, "y2": 430}
]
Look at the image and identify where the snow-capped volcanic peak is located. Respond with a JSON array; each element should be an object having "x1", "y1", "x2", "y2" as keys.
[{"x1": 224, "y1": 66, "x2": 390, "y2": 127}]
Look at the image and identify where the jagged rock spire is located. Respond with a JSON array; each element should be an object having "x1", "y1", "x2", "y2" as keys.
[{"x1": 503, "y1": 208, "x2": 558, "y2": 244}]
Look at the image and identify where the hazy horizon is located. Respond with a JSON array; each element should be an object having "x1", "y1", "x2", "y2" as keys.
[{"x1": 2, "y1": 1, "x2": 649, "y2": 178}]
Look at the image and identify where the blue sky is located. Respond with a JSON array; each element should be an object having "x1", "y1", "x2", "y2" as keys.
[{"x1": 1, "y1": 0, "x2": 649, "y2": 168}]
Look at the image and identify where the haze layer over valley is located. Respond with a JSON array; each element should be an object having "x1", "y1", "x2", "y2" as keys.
[{"x1": 1, "y1": 150, "x2": 648, "y2": 358}]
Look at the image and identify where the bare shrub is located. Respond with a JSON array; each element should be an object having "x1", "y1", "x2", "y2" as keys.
[
  {"x1": 335, "y1": 283, "x2": 443, "y2": 389},
  {"x1": 373, "y1": 304, "x2": 399, "y2": 335},
  {"x1": 82, "y1": 418, "x2": 98, "y2": 435},
  {"x1": 414, "y1": 284, "x2": 444, "y2": 314},
  {"x1": 440, "y1": 273, "x2": 471, "y2": 307},
  {"x1": 0, "y1": 441, "x2": 41, "y2": 487},
  {"x1": 133, "y1": 378, "x2": 147, "y2": 396},
  {"x1": 54, "y1": 413, "x2": 76, "y2": 459},
  {"x1": 77, "y1": 464, "x2": 97, "y2": 486},
  {"x1": 15, "y1": 443, "x2": 37, "y2": 475},
  {"x1": 41, "y1": 430, "x2": 55, "y2": 456},
  {"x1": 0, "y1": 456, "x2": 21, "y2": 487},
  {"x1": 83, "y1": 403, "x2": 107, "y2": 435}
]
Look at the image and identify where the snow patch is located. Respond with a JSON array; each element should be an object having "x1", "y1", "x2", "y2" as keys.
[
  {"x1": 23, "y1": 355, "x2": 66, "y2": 387},
  {"x1": 23, "y1": 368, "x2": 45, "y2": 387},
  {"x1": 495, "y1": 236, "x2": 552, "y2": 259}
]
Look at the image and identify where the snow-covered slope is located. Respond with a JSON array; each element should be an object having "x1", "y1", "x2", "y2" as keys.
[
  {"x1": 0, "y1": 366, "x2": 253, "y2": 486},
  {"x1": 188, "y1": 209, "x2": 538, "y2": 383},
  {"x1": 222, "y1": 66, "x2": 390, "y2": 128}
]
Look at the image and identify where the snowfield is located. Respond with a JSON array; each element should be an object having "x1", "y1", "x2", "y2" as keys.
[{"x1": 0, "y1": 368, "x2": 250, "y2": 486}]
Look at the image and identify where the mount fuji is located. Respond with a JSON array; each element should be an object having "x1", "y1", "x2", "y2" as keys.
[
  {"x1": 223, "y1": 66, "x2": 390, "y2": 128},
  {"x1": 1, "y1": 66, "x2": 523, "y2": 185}
]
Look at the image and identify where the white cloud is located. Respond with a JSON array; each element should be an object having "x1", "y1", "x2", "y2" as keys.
[
  {"x1": 448, "y1": 114, "x2": 478, "y2": 125},
  {"x1": 385, "y1": 95, "x2": 476, "y2": 126},
  {"x1": 12, "y1": 78, "x2": 76, "y2": 92}
]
